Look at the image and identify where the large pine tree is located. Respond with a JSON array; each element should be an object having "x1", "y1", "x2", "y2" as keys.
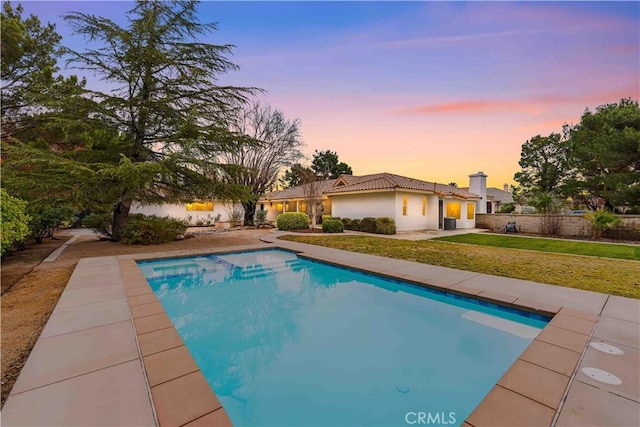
[{"x1": 61, "y1": 0, "x2": 258, "y2": 239}]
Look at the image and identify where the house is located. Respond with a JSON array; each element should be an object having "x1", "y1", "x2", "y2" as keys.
[
  {"x1": 260, "y1": 172, "x2": 482, "y2": 231},
  {"x1": 130, "y1": 200, "x2": 244, "y2": 226},
  {"x1": 487, "y1": 185, "x2": 517, "y2": 213},
  {"x1": 257, "y1": 179, "x2": 338, "y2": 223},
  {"x1": 462, "y1": 172, "x2": 519, "y2": 214}
]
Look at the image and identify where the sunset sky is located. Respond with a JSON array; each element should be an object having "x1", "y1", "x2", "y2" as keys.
[{"x1": 21, "y1": 1, "x2": 640, "y2": 188}]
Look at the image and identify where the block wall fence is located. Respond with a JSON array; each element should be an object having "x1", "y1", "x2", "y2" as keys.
[{"x1": 475, "y1": 214, "x2": 640, "y2": 241}]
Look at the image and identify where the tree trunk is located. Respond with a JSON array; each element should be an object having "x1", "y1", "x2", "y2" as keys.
[
  {"x1": 243, "y1": 200, "x2": 256, "y2": 226},
  {"x1": 310, "y1": 205, "x2": 317, "y2": 229},
  {"x1": 111, "y1": 199, "x2": 132, "y2": 242}
]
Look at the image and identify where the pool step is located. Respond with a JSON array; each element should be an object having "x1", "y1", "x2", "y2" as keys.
[{"x1": 235, "y1": 260, "x2": 306, "y2": 280}]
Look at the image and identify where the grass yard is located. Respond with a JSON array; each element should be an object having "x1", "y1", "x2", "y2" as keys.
[
  {"x1": 434, "y1": 233, "x2": 640, "y2": 261},
  {"x1": 279, "y1": 235, "x2": 640, "y2": 299}
]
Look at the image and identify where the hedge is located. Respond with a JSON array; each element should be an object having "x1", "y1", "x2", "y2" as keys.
[
  {"x1": 375, "y1": 217, "x2": 396, "y2": 235},
  {"x1": 360, "y1": 217, "x2": 377, "y2": 233},
  {"x1": 120, "y1": 214, "x2": 188, "y2": 244},
  {"x1": 351, "y1": 219, "x2": 361, "y2": 231},
  {"x1": 276, "y1": 212, "x2": 310, "y2": 230},
  {"x1": 322, "y1": 219, "x2": 344, "y2": 233},
  {"x1": 341, "y1": 218, "x2": 352, "y2": 230}
]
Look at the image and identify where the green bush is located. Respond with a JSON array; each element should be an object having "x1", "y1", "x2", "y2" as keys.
[
  {"x1": 276, "y1": 212, "x2": 310, "y2": 230},
  {"x1": 83, "y1": 212, "x2": 113, "y2": 235},
  {"x1": 499, "y1": 203, "x2": 516, "y2": 214},
  {"x1": 28, "y1": 206, "x2": 76, "y2": 240},
  {"x1": 341, "y1": 218, "x2": 352, "y2": 230},
  {"x1": 351, "y1": 219, "x2": 361, "y2": 231},
  {"x1": 322, "y1": 219, "x2": 344, "y2": 233},
  {"x1": 375, "y1": 217, "x2": 396, "y2": 235},
  {"x1": 120, "y1": 214, "x2": 188, "y2": 244},
  {"x1": 321, "y1": 214, "x2": 332, "y2": 223},
  {"x1": 1, "y1": 189, "x2": 31, "y2": 256},
  {"x1": 360, "y1": 217, "x2": 377, "y2": 233}
]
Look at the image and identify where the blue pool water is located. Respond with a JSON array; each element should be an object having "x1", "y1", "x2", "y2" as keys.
[{"x1": 138, "y1": 249, "x2": 548, "y2": 427}]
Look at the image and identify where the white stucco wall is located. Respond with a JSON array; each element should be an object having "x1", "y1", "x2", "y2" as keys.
[
  {"x1": 469, "y1": 171, "x2": 488, "y2": 214},
  {"x1": 426, "y1": 194, "x2": 440, "y2": 230},
  {"x1": 330, "y1": 192, "x2": 395, "y2": 222},
  {"x1": 394, "y1": 192, "x2": 435, "y2": 231},
  {"x1": 331, "y1": 191, "x2": 477, "y2": 232},
  {"x1": 264, "y1": 201, "x2": 284, "y2": 222},
  {"x1": 443, "y1": 199, "x2": 476, "y2": 229},
  {"x1": 131, "y1": 202, "x2": 243, "y2": 225}
]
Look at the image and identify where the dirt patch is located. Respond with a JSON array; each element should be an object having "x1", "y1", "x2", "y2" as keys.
[
  {"x1": 1, "y1": 236, "x2": 71, "y2": 295},
  {"x1": 1, "y1": 228, "x2": 271, "y2": 407}
]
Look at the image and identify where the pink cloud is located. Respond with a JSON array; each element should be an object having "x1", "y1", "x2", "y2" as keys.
[
  {"x1": 381, "y1": 30, "x2": 542, "y2": 48},
  {"x1": 393, "y1": 90, "x2": 638, "y2": 116},
  {"x1": 609, "y1": 44, "x2": 640, "y2": 54}
]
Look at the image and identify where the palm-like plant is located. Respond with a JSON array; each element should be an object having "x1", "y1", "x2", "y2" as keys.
[{"x1": 584, "y1": 210, "x2": 622, "y2": 240}]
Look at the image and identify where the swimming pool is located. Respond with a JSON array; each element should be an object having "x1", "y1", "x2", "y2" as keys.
[{"x1": 138, "y1": 249, "x2": 549, "y2": 426}]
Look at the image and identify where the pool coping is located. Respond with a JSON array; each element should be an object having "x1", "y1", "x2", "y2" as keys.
[{"x1": 3, "y1": 241, "x2": 638, "y2": 426}]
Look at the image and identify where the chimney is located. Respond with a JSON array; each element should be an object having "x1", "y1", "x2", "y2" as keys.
[
  {"x1": 468, "y1": 171, "x2": 488, "y2": 214},
  {"x1": 503, "y1": 183, "x2": 509, "y2": 192}
]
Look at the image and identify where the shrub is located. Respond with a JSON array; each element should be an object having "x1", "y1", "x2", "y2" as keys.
[
  {"x1": 585, "y1": 210, "x2": 622, "y2": 240},
  {"x1": 322, "y1": 219, "x2": 344, "y2": 233},
  {"x1": 83, "y1": 212, "x2": 113, "y2": 236},
  {"x1": 28, "y1": 205, "x2": 76, "y2": 241},
  {"x1": 321, "y1": 214, "x2": 332, "y2": 223},
  {"x1": 341, "y1": 217, "x2": 352, "y2": 230},
  {"x1": 1, "y1": 189, "x2": 31, "y2": 256},
  {"x1": 375, "y1": 217, "x2": 396, "y2": 235},
  {"x1": 255, "y1": 209, "x2": 268, "y2": 227},
  {"x1": 120, "y1": 214, "x2": 188, "y2": 244},
  {"x1": 360, "y1": 217, "x2": 377, "y2": 233},
  {"x1": 351, "y1": 219, "x2": 361, "y2": 231},
  {"x1": 276, "y1": 212, "x2": 310, "y2": 230},
  {"x1": 499, "y1": 203, "x2": 516, "y2": 213}
]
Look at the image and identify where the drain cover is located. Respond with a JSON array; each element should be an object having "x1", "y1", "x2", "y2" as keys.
[
  {"x1": 581, "y1": 367, "x2": 622, "y2": 385},
  {"x1": 589, "y1": 341, "x2": 624, "y2": 355}
]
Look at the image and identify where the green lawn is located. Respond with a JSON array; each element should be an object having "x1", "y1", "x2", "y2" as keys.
[
  {"x1": 279, "y1": 235, "x2": 640, "y2": 299},
  {"x1": 433, "y1": 233, "x2": 640, "y2": 261}
]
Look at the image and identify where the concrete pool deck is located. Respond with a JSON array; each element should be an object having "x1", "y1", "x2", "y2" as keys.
[{"x1": 3, "y1": 237, "x2": 639, "y2": 426}]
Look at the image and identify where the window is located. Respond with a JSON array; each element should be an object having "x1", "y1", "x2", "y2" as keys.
[
  {"x1": 277, "y1": 203, "x2": 283, "y2": 212},
  {"x1": 446, "y1": 202, "x2": 461, "y2": 219},
  {"x1": 467, "y1": 202, "x2": 475, "y2": 219},
  {"x1": 402, "y1": 195, "x2": 408, "y2": 216},
  {"x1": 186, "y1": 201, "x2": 214, "y2": 211},
  {"x1": 422, "y1": 197, "x2": 427, "y2": 216},
  {"x1": 300, "y1": 202, "x2": 306, "y2": 213}
]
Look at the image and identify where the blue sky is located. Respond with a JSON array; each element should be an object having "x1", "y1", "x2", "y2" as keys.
[{"x1": 17, "y1": 1, "x2": 640, "y2": 187}]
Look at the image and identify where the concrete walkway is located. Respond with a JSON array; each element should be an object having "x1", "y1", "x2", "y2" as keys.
[
  {"x1": 3, "y1": 233, "x2": 638, "y2": 426},
  {"x1": 43, "y1": 228, "x2": 99, "y2": 262}
]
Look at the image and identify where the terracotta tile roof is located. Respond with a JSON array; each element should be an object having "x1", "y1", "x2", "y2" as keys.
[
  {"x1": 261, "y1": 179, "x2": 338, "y2": 201},
  {"x1": 326, "y1": 173, "x2": 481, "y2": 199},
  {"x1": 262, "y1": 173, "x2": 481, "y2": 200}
]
